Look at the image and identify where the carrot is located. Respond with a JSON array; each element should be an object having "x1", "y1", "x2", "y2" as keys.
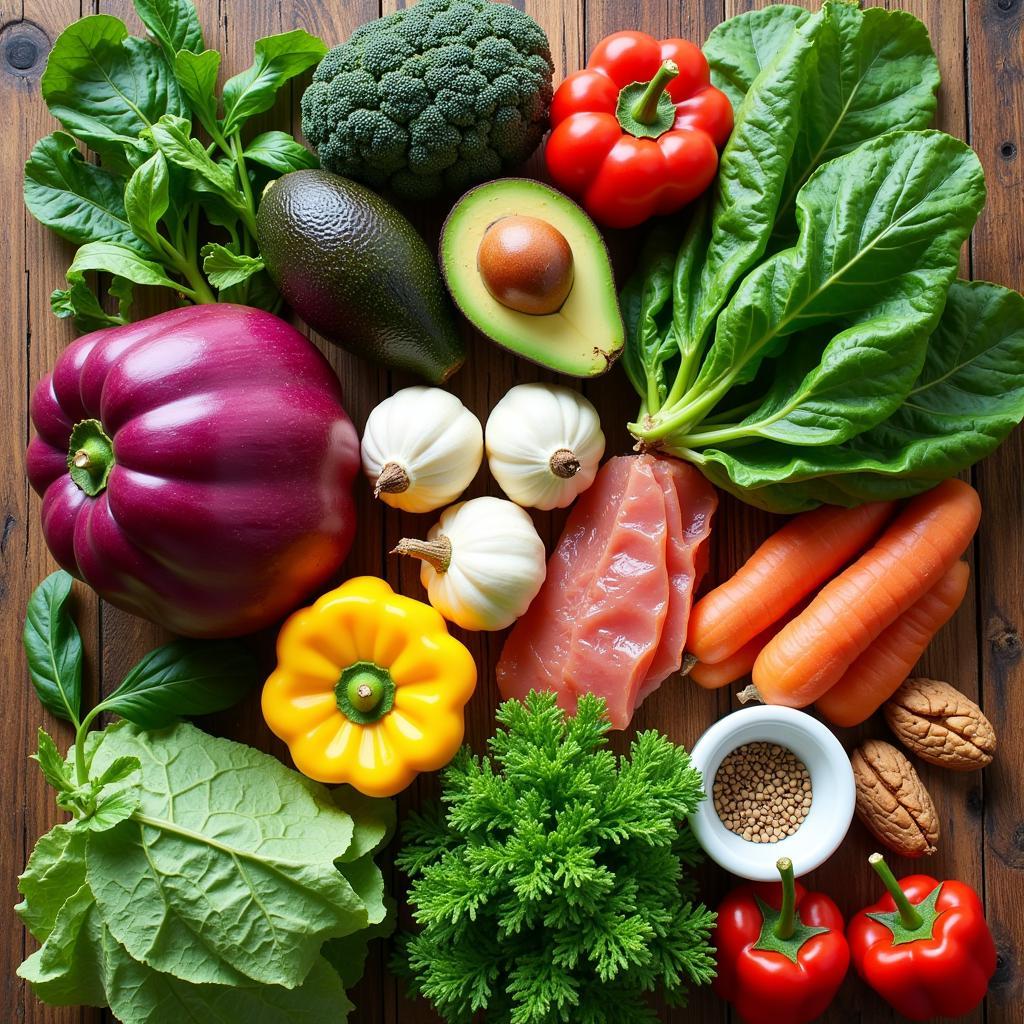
[
  {"x1": 752, "y1": 479, "x2": 981, "y2": 708},
  {"x1": 816, "y1": 561, "x2": 970, "y2": 727},
  {"x1": 687, "y1": 501, "x2": 894, "y2": 664}
]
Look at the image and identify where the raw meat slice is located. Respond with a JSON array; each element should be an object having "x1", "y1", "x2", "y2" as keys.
[
  {"x1": 561, "y1": 457, "x2": 670, "y2": 728},
  {"x1": 637, "y1": 457, "x2": 718, "y2": 704},
  {"x1": 496, "y1": 456, "x2": 634, "y2": 711}
]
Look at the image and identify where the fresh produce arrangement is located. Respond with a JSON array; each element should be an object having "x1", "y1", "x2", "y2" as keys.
[{"x1": 15, "y1": 0, "x2": 1020, "y2": 1021}]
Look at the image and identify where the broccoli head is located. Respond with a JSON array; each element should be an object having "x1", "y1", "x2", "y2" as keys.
[{"x1": 301, "y1": 0, "x2": 554, "y2": 200}]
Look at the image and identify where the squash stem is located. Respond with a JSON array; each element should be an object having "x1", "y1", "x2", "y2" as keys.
[{"x1": 392, "y1": 535, "x2": 453, "y2": 575}]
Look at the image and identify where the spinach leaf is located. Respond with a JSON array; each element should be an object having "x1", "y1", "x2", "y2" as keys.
[
  {"x1": 24, "y1": 571, "x2": 83, "y2": 725},
  {"x1": 123, "y1": 150, "x2": 170, "y2": 249},
  {"x1": 685, "y1": 131, "x2": 985, "y2": 439},
  {"x1": 95, "y1": 639, "x2": 259, "y2": 729},
  {"x1": 704, "y1": 3, "x2": 813, "y2": 109},
  {"x1": 147, "y1": 114, "x2": 236, "y2": 195},
  {"x1": 86, "y1": 722, "x2": 370, "y2": 988},
  {"x1": 173, "y1": 49, "x2": 222, "y2": 141},
  {"x1": 244, "y1": 131, "x2": 319, "y2": 173},
  {"x1": 63, "y1": 241, "x2": 184, "y2": 293},
  {"x1": 41, "y1": 16, "x2": 186, "y2": 166},
  {"x1": 16, "y1": 821, "x2": 88, "y2": 942},
  {"x1": 201, "y1": 243, "x2": 266, "y2": 291},
  {"x1": 24, "y1": 133, "x2": 142, "y2": 251},
  {"x1": 17, "y1": 884, "x2": 106, "y2": 1008},
  {"x1": 133, "y1": 0, "x2": 204, "y2": 64},
  {"x1": 221, "y1": 30, "x2": 327, "y2": 136}
]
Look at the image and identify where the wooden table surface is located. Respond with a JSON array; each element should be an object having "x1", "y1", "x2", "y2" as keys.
[{"x1": 2, "y1": 1, "x2": 1022, "y2": 1021}]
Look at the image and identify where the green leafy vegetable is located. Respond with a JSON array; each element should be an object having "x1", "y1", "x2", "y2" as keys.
[
  {"x1": 25, "y1": 0, "x2": 323, "y2": 326},
  {"x1": 395, "y1": 691, "x2": 715, "y2": 1024},
  {"x1": 23, "y1": 571, "x2": 82, "y2": 724},
  {"x1": 623, "y1": 0, "x2": 1024, "y2": 511}
]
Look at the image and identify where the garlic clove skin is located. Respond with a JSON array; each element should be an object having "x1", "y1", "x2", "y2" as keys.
[
  {"x1": 485, "y1": 384, "x2": 605, "y2": 510},
  {"x1": 361, "y1": 386, "x2": 483, "y2": 513},
  {"x1": 397, "y1": 497, "x2": 547, "y2": 632}
]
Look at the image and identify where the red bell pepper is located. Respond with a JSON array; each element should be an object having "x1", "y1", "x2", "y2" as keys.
[
  {"x1": 713, "y1": 857, "x2": 849, "y2": 1024},
  {"x1": 848, "y1": 853, "x2": 996, "y2": 1021},
  {"x1": 545, "y1": 30, "x2": 733, "y2": 229}
]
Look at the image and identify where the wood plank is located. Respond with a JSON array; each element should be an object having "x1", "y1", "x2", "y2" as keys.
[{"x1": 967, "y1": 0, "x2": 1024, "y2": 1016}]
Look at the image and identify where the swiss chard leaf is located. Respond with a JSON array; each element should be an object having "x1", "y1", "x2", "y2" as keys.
[
  {"x1": 86, "y1": 722, "x2": 366, "y2": 988},
  {"x1": 244, "y1": 131, "x2": 319, "y2": 173},
  {"x1": 23, "y1": 132, "x2": 142, "y2": 251},
  {"x1": 96, "y1": 638, "x2": 260, "y2": 728},
  {"x1": 24, "y1": 571, "x2": 82, "y2": 725},
  {"x1": 201, "y1": 243, "x2": 266, "y2": 291},
  {"x1": 133, "y1": 0, "x2": 204, "y2": 64},
  {"x1": 220, "y1": 30, "x2": 327, "y2": 136},
  {"x1": 41, "y1": 16, "x2": 187, "y2": 166},
  {"x1": 687, "y1": 131, "x2": 986, "y2": 442}
]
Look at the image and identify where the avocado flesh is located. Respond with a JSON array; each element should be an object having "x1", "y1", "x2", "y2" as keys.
[
  {"x1": 441, "y1": 179, "x2": 623, "y2": 378},
  {"x1": 257, "y1": 169, "x2": 464, "y2": 383}
]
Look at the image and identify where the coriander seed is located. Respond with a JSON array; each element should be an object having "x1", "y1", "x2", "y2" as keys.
[{"x1": 712, "y1": 741, "x2": 811, "y2": 844}]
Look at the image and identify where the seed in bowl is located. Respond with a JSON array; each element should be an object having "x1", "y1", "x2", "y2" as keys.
[{"x1": 712, "y1": 741, "x2": 812, "y2": 843}]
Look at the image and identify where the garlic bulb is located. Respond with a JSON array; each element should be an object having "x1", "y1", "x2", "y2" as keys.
[
  {"x1": 361, "y1": 387, "x2": 483, "y2": 513},
  {"x1": 392, "y1": 497, "x2": 546, "y2": 631},
  {"x1": 485, "y1": 384, "x2": 605, "y2": 510}
]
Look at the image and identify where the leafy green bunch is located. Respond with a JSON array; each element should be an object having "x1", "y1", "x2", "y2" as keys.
[
  {"x1": 18, "y1": 571, "x2": 394, "y2": 1022},
  {"x1": 24, "y1": 0, "x2": 326, "y2": 331},
  {"x1": 623, "y1": 0, "x2": 1024, "y2": 511},
  {"x1": 395, "y1": 691, "x2": 716, "y2": 1024}
]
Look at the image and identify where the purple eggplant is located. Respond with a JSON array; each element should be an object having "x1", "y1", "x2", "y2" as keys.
[{"x1": 27, "y1": 305, "x2": 359, "y2": 638}]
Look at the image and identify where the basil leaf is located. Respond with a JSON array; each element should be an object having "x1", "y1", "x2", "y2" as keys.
[
  {"x1": 16, "y1": 822, "x2": 88, "y2": 943},
  {"x1": 64, "y1": 241, "x2": 183, "y2": 292},
  {"x1": 173, "y1": 49, "x2": 222, "y2": 140},
  {"x1": 23, "y1": 132, "x2": 141, "y2": 250},
  {"x1": 244, "y1": 131, "x2": 319, "y2": 173},
  {"x1": 133, "y1": 0, "x2": 204, "y2": 64},
  {"x1": 41, "y1": 15, "x2": 187, "y2": 165},
  {"x1": 690, "y1": 131, "x2": 986, "y2": 435},
  {"x1": 98, "y1": 639, "x2": 259, "y2": 728},
  {"x1": 17, "y1": 884, "x2": 106, "y2": 1008},
  {"x1": 24, "y1": 571, "x2": 82, "y2": 725},
  {"x1": 32, "y1": 728, "x2": 74, "y2": 794},
  {"x1": 221, "y1": 29, "x2": 327, "y2": 136},
  {"x1": 705, "y1": 3, "x2": 813, "y2": 109},
  {"x1": 123, "y1": 150, "x2": 170, "y2": 247},
  {"x1": 201, "y1": 243, "x2": 265, "y2": 290},
  {"x1": 86, "y1": 722, "x2": 368, "y2": 987}
]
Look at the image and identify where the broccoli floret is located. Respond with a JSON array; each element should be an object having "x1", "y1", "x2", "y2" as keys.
[{"x1": 301, "y1": 0, "x2": 553, "y2": 199}]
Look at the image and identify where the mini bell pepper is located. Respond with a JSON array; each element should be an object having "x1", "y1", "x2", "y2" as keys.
[
  {"x1": 848, "y1": 853, "x2": 996, "y2": 1021},
  {"x1": 713, "y1": 857, "x2": 850, "y2": 1024},
  {"x1": 545, "y1": 30, "x2": 733, "y2": 229},
  {"x1": 261, "y1": 576, "x2": 476, "y2": 797}
]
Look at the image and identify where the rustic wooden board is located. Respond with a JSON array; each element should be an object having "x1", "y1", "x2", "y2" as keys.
[{"x1": 1, "y1": 1, "x2": 1021, "y2": 1021}]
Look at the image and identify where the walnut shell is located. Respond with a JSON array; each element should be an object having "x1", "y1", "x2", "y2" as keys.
[
  {"x1": 851, "y1": 740, "x2": 939, "y2": 857},
  {"x1": 884, "y1": 678, "x2": 996, "y2": 771}
]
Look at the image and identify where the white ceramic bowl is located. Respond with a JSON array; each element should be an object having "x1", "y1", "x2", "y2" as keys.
[{"x1": 688, "y1": 705, "x2": 855, "y2": 881}]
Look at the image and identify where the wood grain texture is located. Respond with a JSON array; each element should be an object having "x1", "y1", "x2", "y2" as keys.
[{"x1": 2, "y1": 1, "x2": 1021, "y2": 1022}]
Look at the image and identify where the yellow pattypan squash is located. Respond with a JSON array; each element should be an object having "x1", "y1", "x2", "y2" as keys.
[{"x1": 262, "y1": 576, "x2": 476, "y2": 797}]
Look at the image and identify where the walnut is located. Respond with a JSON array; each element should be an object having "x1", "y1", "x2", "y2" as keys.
[
  {"x1": 851, "y1": 740, "x2": 939, "y2": 857},
  {"x1": 884, "y1": 678, "x2": 996, "y2": 771}
]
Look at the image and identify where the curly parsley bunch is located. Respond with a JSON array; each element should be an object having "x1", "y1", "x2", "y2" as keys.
[{"x1": 395, "y1": 691, "x2": 716, "y2": 1024}]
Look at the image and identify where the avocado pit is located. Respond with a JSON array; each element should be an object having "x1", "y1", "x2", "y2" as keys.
[{"x1": 477, "y1": 215, "x2": 574, "y2": 316}]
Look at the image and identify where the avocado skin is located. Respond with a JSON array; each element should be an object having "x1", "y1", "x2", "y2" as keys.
[{"x1": 258, "y1": 170, "x2": 464, "y2": 383}]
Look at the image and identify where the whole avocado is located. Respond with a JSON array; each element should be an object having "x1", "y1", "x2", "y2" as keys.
[
  {"x1": 257, "y1": 170, "x2": 464, "y2": 383},
  {"x1": 301, "y1": 0, "x2": 554, "y2": 200}
]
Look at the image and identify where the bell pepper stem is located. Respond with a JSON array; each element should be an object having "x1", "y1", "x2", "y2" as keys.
[
  {"x1": 632, "y1": 60, "x2": 679, "y2": 125},
  {"x1": 774, "y1": 857, "x2": 797, "y2": 941},
  {"x1": 870, "y1": 852, "x2": 924, "y2": 931},
  {"x1": 392, "y1": 535, "x2": 453, "y2": 575}
]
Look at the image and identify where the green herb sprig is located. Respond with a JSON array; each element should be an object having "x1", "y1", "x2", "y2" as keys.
[
  {"x1": 395, "y1": 690, "x2": 716, "y2": 1024},
  {"x1": 24, "y1": 0, "x2": 324, "y2": 331}
]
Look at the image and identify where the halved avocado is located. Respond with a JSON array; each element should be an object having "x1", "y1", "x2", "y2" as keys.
[{"x1": 440, "y1": 179, "x2": 624, "y2": 378}]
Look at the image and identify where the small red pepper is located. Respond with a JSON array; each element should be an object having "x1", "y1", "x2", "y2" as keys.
[
  {"x1": 713, "y1": 857, "x2": 850, "y2": 1024},
  {"x1": 847, "y1": 853, "x2": 996, "y2": 1021},
  {"x1": 545, "y1": 30, "x2": 733, "y2": 229}
]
